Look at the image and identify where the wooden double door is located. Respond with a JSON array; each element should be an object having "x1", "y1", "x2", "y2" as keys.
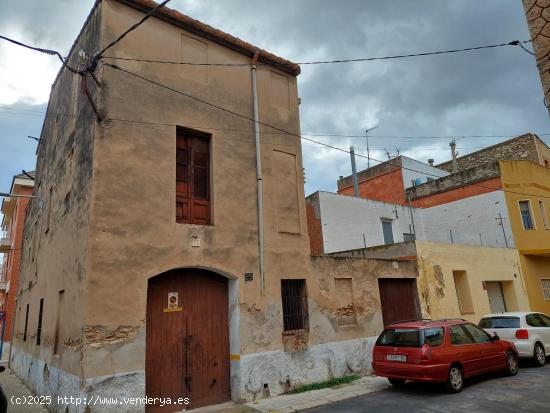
[
  {"x1": 146, "y1": 269, "x2": 230, "y2": 412},
  {"x1": 378, "y1": 278, "x2": 421, "y2": 326}
]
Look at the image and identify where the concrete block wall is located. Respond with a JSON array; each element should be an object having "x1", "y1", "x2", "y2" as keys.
[
  {"x1": 437, "y1": 134, "x2": 540, "y2": 172},
  {"x1": 407, "y1": 162, "x2": 501, "y2": 201}
]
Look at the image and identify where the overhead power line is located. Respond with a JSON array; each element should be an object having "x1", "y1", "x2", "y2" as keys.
[
  {"x1": 2, "y1": 106, "x2": 548, "y2": 142},
  {"x1": 102, "y1": 62, "x2": 550, "y2": 200},
  {"x1": 91, "y1": 0, "x2": 172, "y2": 65},
  {"x1": 1, "y1": 33, "x2": 532, "y2": 70},
  {"x1": 101, "y1": 40, "x2": 533, "y2": 66},
  {"x1": 0, "y1": 35, "x2": 80, "y2": 74}
]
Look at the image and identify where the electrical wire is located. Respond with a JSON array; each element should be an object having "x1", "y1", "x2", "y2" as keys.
[
  {"x1": 101, "y1": 40, "x2": 532, "y2": 66},
  {"x1": 0, "y1": 35, "x2": 80, "y2": 74},
  {"x1": 1, "y1": 33, "x2": 532, "y2": 70},
  {"x1": 2, "y1": 105, "x2": 548, "y2": 142},
  {"x1": 98, "y1": 62, "x2": 550, "y2": 200},
  {"x1": 91, "y1": 0, "x2": 172, "y2": 64}
]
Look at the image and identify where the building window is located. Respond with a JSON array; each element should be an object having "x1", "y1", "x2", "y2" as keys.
[
  {"x1": 176, "y1": 128, "x2": 211, "y2": 225},
  {"x1": 403, "y1": 233, "x2": 415, "y2": 242},
  {"x1": 23, "y1": 303, "x2": 29, "y2": 342},
  {"x1": 453, "y1": 270, "x2": 474, "y2": 314},
  {"x1": 36, "y1": 298, "x2": 44, "y2": 345},
  {"x1": 381, "y1": 219, "x2": 394, "y2": 244},
  {"x1": 541, "y1": 279, "x2": 550, "y2": 301},
  {"x1": 519, "y1": 200, "x2": 535, "y2": 230},
  {"x1": 539, "y1": 201, "x2": 549, "y2": 230},
  {"x1": 281, "y1": 279, "x2": 308, "y2": 332}
]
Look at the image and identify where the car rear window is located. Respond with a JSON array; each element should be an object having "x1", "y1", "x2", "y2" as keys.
[
  {"x1": 479, "y1": 317, "x2": 520, "y2": 329},
  {"x1": 376, "y1": 328, "x2": 421, "y2": 348},
  {"x1": 423, "y1": 327, "x2": 444, "y2": 346}
]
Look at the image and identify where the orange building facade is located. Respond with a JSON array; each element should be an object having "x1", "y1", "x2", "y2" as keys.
[{"x1": 0, "y1": 172, "x2": 34, "y2": 345}]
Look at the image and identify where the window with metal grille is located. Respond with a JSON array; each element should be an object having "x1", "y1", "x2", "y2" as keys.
[
  {"x1": 519, "y1": 200, "x2": 535, "y2": 230},
  {"x1": 36, "y1": 298, "x2": 44, "y2": 345},
  {"x1": 541, "y1": 279, "x2": 550, "y2": 301},
  {"x1": 176, "y1": 127, "x2": 211, "y2": 225},
  {"x1": 281, "y1": 279, "x2": 308, "y2": 332}
]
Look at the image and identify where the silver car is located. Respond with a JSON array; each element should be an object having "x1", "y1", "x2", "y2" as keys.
[{"x1": 479, "y1": 312, "x2": 550, "y2": 367}]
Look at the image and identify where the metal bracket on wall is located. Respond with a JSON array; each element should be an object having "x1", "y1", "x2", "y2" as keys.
[{"x1": 80, "y1": 71, "x2": 102, "y2": 122}]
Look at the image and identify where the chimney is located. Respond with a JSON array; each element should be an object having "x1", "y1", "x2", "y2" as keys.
[
  {"x1": 427, "y1": 158, "x2": 434, "y2": 166},
  {"x1": 350, "y1": 146, "x2": 360, "y2": 197}
]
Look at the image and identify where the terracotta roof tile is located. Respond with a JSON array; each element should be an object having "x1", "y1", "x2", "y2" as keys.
[{"x1": 114, "y1": 0, "x2": 301, "y2": 76}]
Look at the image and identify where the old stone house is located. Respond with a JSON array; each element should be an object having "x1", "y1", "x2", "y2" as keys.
[{"x1": 12, "y1": 1, "x2": 420, "y2": 412}]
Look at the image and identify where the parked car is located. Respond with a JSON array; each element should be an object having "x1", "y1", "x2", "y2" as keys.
[
  {"x1": 479, "y1": 312, "x2": 550, "y2": 367},
  {"x1": 372, "y1": 318, "x2": 518, "y2": 393}
]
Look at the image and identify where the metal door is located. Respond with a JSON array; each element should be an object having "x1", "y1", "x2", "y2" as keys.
[{"x1": 486, "y1": 282, "x2": 507, "y2": 314}]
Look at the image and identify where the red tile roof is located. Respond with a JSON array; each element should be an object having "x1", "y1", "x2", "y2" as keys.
[{"x1": 114, "y1": 0, "x2": 301, "y2": 76}]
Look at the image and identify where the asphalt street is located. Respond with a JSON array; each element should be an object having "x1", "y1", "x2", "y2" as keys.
[{"x1": 306, "y1": 360, "x2": 550, "y2": 413}]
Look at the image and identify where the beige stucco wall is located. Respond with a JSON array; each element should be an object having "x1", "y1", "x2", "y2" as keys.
[
  {"x1": 12, "y1": 5, "x2": 101, "y2": 380},
  {"x1": 80, "y1": 0, "x2": 404, "y2": 383},
  {"x1": 415, "y1": 241, "x2": 530, "y2": 324},
  {"x1": 12, "y1": 1, "x2": 424, "y2": 407}
]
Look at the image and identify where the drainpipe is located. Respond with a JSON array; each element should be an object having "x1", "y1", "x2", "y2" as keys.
[
  {"x1": 406, "y1": 191, "x2": 417, "y2": 240},
  {"x1": 251, "y1": 51, "x2": 265, "y2": 296}
]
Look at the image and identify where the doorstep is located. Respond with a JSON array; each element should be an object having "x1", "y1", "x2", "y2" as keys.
[{"x1": 245, "y1": 375, "x2": 389, "y2": 413}]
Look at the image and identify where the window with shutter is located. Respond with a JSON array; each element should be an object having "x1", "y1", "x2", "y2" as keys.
[{"x1": 176, "y1": 128, "x2": 211, "y2": 225}]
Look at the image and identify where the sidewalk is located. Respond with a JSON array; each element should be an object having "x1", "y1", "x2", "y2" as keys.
[
  {"x1": 245, "y1": 375, "x2": 389, "y2": 413},
  {"x1": 0, "y1": 367, "x2": 47, "y2": 412}
]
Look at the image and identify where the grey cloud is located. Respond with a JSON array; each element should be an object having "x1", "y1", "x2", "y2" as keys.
[{"x1": 1, "y1": 0, "x2": 548, "y2": 198}]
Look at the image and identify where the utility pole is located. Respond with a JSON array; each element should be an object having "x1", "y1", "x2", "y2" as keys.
[
  {"x1": 496, "y1": 213, "x2": 509, "y2": 248},
  {"x1": 450, "y1": 139, "x2": 458, "y2": 173},
  {"x1": 365, "y1": 125, "x2": 379, "y2": 169},
  {"x1": 350, "y1": 146, "x2": 360, "y2": 197}
]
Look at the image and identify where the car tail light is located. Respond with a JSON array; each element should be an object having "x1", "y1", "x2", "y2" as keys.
[
  {"x1": 421, "y1": 343, "x2": 431, "y2": 361},
  {"x1": 515, "y1": 329, "x2": 529, "y2": 340}
]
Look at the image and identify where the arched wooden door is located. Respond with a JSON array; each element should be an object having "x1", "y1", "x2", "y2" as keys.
[{"x1": 146, "y1": 269, "x2": 230, "y2": 412}]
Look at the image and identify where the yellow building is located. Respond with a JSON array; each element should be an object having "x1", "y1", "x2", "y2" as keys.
[
  {"x1": 500, "y1": 160, "x2": 550, "y2": 313},
  {"x1": 415, "y1": 241, "x2": 530, "y2": 323}
]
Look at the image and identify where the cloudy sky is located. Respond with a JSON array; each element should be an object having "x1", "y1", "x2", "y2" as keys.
[{"x1": 0, "y1": 0, "x2": 548, "y2": 207}]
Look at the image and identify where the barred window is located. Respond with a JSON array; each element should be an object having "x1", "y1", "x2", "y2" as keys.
[
  {"x1": 281, "y1": 279, "x2": 308, "y2": 332},
  {"x1": 541, "y1": 279, "x2": 550, "y2": 301}
]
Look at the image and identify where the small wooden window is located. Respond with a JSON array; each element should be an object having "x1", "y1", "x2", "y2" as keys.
[
  {"x1": 281, "y1": 279, "x2": 308, "y2": 332},
  {"x1": 36, "y1": 298, "x2": 44, "y2": 345},
  {"x1": 23, "y1": 303, "x2": 29, "y2": 342},
  {"x1": 176, "y1": 128, "x2": 211, "y2": 225}
]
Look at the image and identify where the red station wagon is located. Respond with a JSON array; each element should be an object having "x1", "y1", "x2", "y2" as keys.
[{"x1": 372, "y1": 319, "x2": 519, "y2": 392}]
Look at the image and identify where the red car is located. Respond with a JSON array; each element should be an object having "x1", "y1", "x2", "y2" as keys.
[{"x1": 372, "y1": 319, "x2": 519, "y2": 392}]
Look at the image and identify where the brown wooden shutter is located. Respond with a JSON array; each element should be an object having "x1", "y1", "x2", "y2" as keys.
[
  {"x1": 176, "y1": 129, "x2": 210, "y2": 224},
  {"x1": 176, "y1": 134, "x2": 191, "y2": 223}
]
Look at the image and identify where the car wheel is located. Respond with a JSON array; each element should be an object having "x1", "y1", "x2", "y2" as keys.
[
  {"x1": 388, "y1": 378, "x2": 405, "y2": 387},
  {"x1": 534, "y1": 343, "x2": 546, "y2": 367},
  {"x1": 505, "y1": 351, "x2": 519, "y2": 376},
  {"x1": 446, "y1": 365, "x2": 464, "y2": 393}
]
